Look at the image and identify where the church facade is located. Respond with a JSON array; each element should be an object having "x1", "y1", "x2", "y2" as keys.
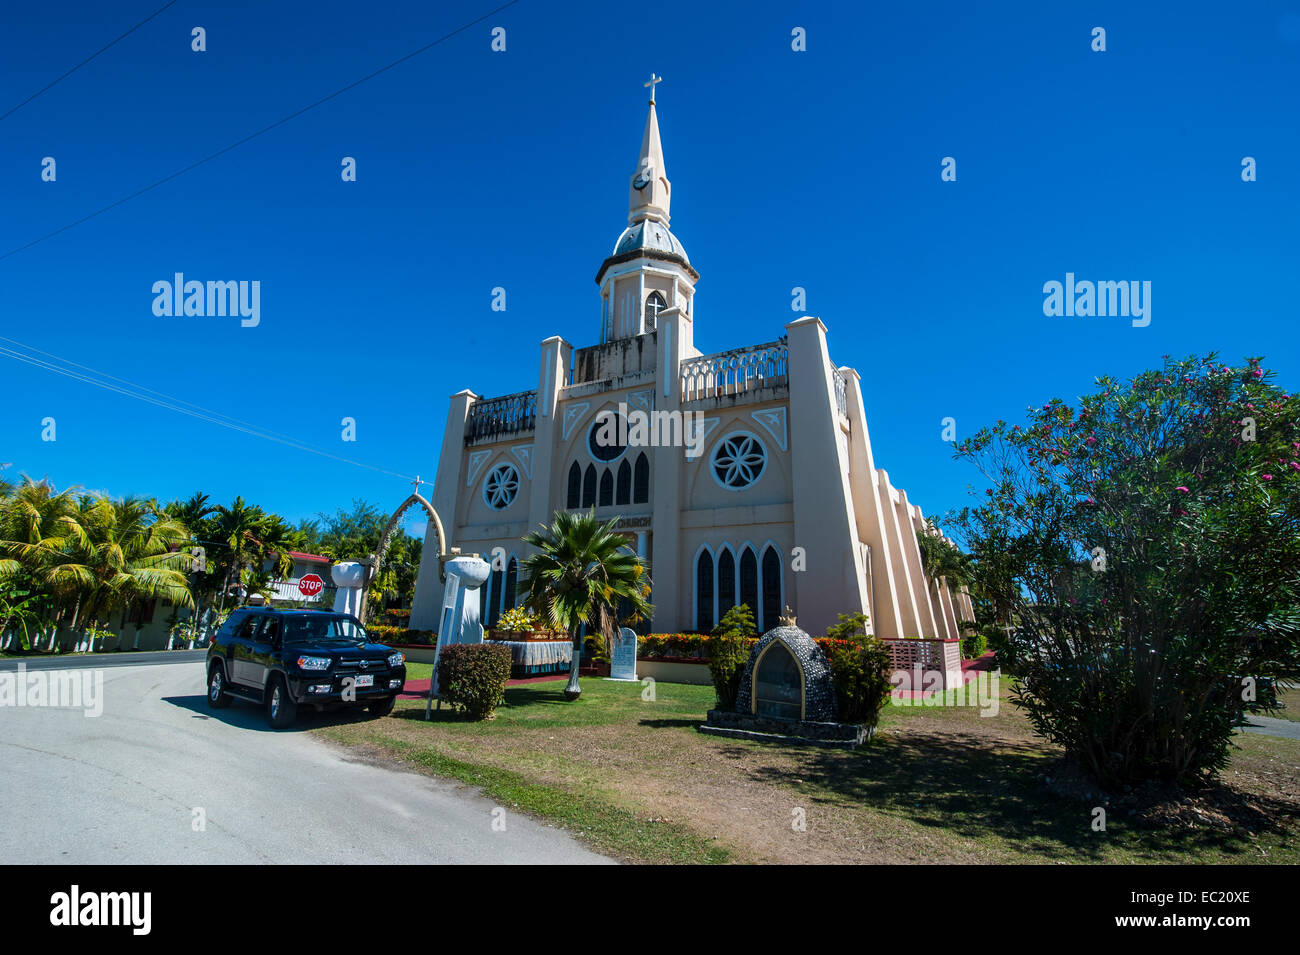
[{"x1": 409, "y1": 89, "x2": 973, "y2": 640}]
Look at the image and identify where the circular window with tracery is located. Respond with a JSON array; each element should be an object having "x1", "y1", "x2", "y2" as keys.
[
  {"x1": 588, "y1": 412, "x2": 628, "y2": 462},
  {"x1": 483, "y1": 464, "x2": 520, "y2": 509},
  {"x1": 711, "y1": 433, "x2": 766, "y2": 490}
]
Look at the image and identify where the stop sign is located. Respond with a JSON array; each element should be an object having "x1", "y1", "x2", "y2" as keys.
[{"x1": 298, "y1": 573, "x2": 324, "y2": 597}]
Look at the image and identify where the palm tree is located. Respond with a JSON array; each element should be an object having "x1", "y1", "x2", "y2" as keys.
[
  {"x1": 54, "y1": 496, "x2": 193, "y2": 647},
  {"x1": 520, "y1": 510, "x2": 652, "y2": 701},
  {"x1": 0, "y1": 478, "x2": 86, "y2": 645},
  {"x1": 164, "y1": 492, "x2": 220, "y2": 633},
  {"x1": 916, "y1": 519, "x2": 973, "y2": 622},
  {"x1": 211, "y1": 497, "x2": 267, "y2": 613}
]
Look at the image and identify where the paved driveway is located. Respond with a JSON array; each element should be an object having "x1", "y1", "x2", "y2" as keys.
[{"x1": 0, "y1": 656, "x2": 611, "y2": 864}]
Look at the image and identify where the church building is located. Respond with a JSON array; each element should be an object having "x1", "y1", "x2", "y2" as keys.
[{"x1": 409, "y1": 83, "x2": 973, "y2": 639}]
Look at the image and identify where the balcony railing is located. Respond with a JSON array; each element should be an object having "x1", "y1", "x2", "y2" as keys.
[
  {"x1": 465, "y1": 390, "x2": 538, "y2": 444},
  {"x1": 680, "y1": 338, "x2": 788, "y2": 404}
]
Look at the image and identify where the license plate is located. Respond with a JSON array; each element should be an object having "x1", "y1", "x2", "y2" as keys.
[{"x1": 354, "y1": 674, "x2": 374, "y2": 688}]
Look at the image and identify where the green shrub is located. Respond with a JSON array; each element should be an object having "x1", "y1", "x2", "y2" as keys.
[
  {"x1": 825, "y1": 611, "x2": 871, "y2": 642},
  {"x1": 437, "y1": 644, "x2": 512, "y2": 720},
  {"x1": 825, "y1": 632, "x2": 893, "y2": 727},
  {"x1": 367, "y1": 624, "x2": 403, "y2": 642},
  {"x1": 638, "y1": 633, "x2": 714, "y2": 659},
  {"x1": 367, "y1": 626, "x2": 435, "y2": 646},
  {"x1": 707, "y1": 605, "x2": 757, "y2": 710},
  {"x1": 961, "y1": 631, "x2": 988, "y2": 659}
]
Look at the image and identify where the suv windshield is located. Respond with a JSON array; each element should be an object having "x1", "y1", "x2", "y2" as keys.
[{"x1": 281, "y1": 614, "x2": 367, "y2": 647}]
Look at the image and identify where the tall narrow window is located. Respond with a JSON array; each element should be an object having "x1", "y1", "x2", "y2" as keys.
[
  {"x1": 718, "y1": 549, "x2": 736, "y2": 620},
  {"x1": 645, "y1": 291, "x2": 668, "y2": 330},
  {"x1": 487, "y1": 567, "x2": 504, "y2": 627},
  {"x1": 582, "y1": 464, "x2": 597, "y2": 507},
  {"x1": 761, "y1": 546, "x2": 782, "y2": 632},
  {"x1": 696, "y1": 550, "x2": 714, "y2": 633},
  {"x1": 616, "y1": 460, "x2": 631, "y2": 505},
  {"x1": 740, "y1": 547, "x2": 758, "y2": 620},
  {"x1": 633, "y1": 452, "x2": 650, "y2": 503},
  {"x1": 479, "y1": 572, "x2": 490, "y2": 624},
  {"x1": 504, "y1": 557, "x2": 518, "y2": 612},
  {"x1": 567, "y1": 461, "x2": 581, "y2": 509},
  {"x1": 599, "y1": 468, "x2": 613, "y2": 506}
]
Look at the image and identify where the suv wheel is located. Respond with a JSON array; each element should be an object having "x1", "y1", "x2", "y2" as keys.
[
  {"x1": 208, "y1": 663, "x2": 232, "y2": 709},
  {"x1": 368, "y1": 695, "x2": 396, "y2": 718},
  {"x1": 266, "y1": 676, "x2": 297, "y2": 729}
]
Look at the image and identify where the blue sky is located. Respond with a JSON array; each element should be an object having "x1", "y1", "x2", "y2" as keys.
[{"x1": 2, "y1": 0, "x2": 1298, "y2": 539}]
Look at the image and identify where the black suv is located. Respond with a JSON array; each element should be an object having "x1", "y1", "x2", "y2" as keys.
[{"x1": 206, "y1": 608, "x2": 406, "y2": 728}]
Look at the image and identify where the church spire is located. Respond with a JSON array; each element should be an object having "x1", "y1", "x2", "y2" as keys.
[{"x1": 629, "y1": 73, "x2": 670, "y2": 226}]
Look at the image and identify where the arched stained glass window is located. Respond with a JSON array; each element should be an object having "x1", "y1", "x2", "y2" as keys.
[
  {"x1": 633, "y1": 453, "x2": 650, "y2": 504},
  {"x1": 696, "y1": 550, "x2": 714, "y2": 633},
  {"x1": 740, "y1": 548, "x2": 758, "y2": 621},
  {"x1": 599, "y1": 468, "x2": 613, "y2": 507},
  {"x1": 761, "y1": 546, "x2": 782, "y2": 632},
  {"x1": 616, "y1": 460, "x2": 631, "y2": 505},
  {"x1": 567, "y1": 461, "x2": 581, "y2": 509},
  {"x1": 718, "y1": 549, "x2": 736, "y2": 620}
]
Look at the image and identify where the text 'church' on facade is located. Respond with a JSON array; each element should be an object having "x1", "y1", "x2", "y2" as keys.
[{"x1": 409, "y1": 84, "x2": 973, "y2": 639}]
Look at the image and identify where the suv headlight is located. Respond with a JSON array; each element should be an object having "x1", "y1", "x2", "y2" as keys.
[
  {"x1": 296, "y1": 655, "x2": 331, "y2": 671},
  {"x1": 387, "y1": 652, "x2": 405, "y2": 667}
]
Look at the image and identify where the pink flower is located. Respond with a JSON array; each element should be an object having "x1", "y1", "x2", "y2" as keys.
[
  {"x1": 1252, "y1": 368, "x2": 1263, "y2": 378},
  {"x1": 1176, "y1": 486, "x2": 1190, "y2": 493},
  {"x1": 1086, "y1": 437, "x2": 1097, "y2": 445},
  {"x1": 1263, "y1": 474, "x2": 1274, "y2": 481}
]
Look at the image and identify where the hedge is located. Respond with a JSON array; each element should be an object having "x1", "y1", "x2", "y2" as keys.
[
  {"x1": 437, "y1": 643, "x2": 513, "y2": 720},
  {"x1": 636, "y1": 633, "x2": 876, "y2": 661},
  {"x1": 367, "y1": 625, "x2": 436, "y2": 646}
]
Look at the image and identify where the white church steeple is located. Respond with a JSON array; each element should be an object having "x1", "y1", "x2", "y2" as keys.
[
  {"x1": 596, "y1": 74, "x2": 698, "y2": 344},
  {"x1": 629, "y1": 73, "x2": 671, "y2": 226}
]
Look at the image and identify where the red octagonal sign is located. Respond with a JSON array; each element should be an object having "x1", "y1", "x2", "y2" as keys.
[{"x1": 298, "y1": 573, "x2": 325, "y2": 597}]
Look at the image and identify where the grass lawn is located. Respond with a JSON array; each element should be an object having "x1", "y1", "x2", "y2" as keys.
[
  {"x1": 314, "y1": 674, "x2": 1300, "y2": 865},
  {"x1": 1273, "y1": 681, "x2": 1300, "y2": 722}
]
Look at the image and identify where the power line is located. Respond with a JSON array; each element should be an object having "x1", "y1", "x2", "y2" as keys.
[
  {"x1": 0, "y1": 0, "x2": 522, "y2": 262},
  {"x1": 0, "y1": 338, "x2": 415, "y2": 481},
  {"x1": 0, "y1": 334, "x2": 306, "y2": 446},
  {"x1": 0, "y1": 1, "x2": 181, "y2": 122}
]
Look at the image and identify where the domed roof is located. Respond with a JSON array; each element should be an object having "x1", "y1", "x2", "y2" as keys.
[{"x1": 612, "y1": 219, "x2": 689, "y2": 264}]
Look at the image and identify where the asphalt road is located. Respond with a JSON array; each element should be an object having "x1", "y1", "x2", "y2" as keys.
[{"x1": 0, "y1": 656, "x2": 611, "y2": 864}]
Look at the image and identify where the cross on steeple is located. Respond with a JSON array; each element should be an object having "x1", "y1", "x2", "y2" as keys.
[
  {"x1": 644, "y1": 72, "x2": 662, "y2": 104},
  {"x1": 411, "y1": 475, "x2": 428, "y2": 496}
]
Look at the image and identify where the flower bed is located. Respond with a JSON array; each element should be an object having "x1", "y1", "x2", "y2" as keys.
[
  {"x1": 367, "y1": 625, "x2": 437, "y2": 646},
  {"x1": 636, "y1": 633, "x2": 868, "y2": 662}
]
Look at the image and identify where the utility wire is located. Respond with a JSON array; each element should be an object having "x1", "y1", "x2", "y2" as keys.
[
  {"x1": 0, "y1": 339, "x2": 415, "y2": 480},
  {"x1": 0, "y1": 334, "x2": 306, "y2": 446},
  {"x1": 0, "y1": 0, "x2": 522, "y2": 262},
  {"x1": 0, "y1": 0, "x2": 180, "y2": 122}
]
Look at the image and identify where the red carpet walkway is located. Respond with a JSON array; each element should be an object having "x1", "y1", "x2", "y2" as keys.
[{"x1": 398, "y1": 673, "x2": 566, "y2": 700}]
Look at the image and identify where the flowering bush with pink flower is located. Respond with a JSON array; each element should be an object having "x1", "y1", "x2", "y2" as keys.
[{"x1": 954, "y1": 354, "x2": 1300, "y2": 788}]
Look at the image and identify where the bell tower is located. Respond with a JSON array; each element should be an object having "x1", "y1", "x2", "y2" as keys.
[{"x1": 595, "y1": 74, "x2": 699, "y2": 344}]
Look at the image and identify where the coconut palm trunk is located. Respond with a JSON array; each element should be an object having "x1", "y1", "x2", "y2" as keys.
[
  {"x1": 564, "y1": 626, "x2": 583, "y2": 701},
  {"x1": 520, "y1": 510, "x2": 652, "y2": 703}
]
